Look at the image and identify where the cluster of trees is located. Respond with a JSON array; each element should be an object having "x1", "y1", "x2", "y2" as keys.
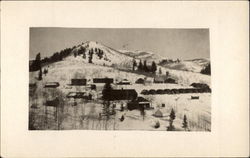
[
  {"x1": 159, "y1": 58, "x2": 181, "y2": 65},
  {"x1": 133, "y1": 59, "x2": 157, "y2": 73},
  {"x1": 30, "y1": 47, "x2": 73, "y2": 72},
  {"x1": 200, "y1": 63, "x2": 211, "y2": 75},
  {"x1": 42, "y1": 47, "x2": 73, "y2": 64},
  {"x1": 74, "y1": 47, "x2": 104, "y2": 63},
  {"x1": 167, "y1": 108, "x2": 189, "y2": 131}
]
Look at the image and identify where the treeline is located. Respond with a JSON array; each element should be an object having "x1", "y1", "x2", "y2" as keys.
[
  {"x1": 158, "y1": 58, "x2": 181, "y2": 65},
  {"x1": 30, "y1": 47, "x2": 73, "y2": 72},
  {"x1": 132, "y1": 59, "x2": 157, "y2": 74}
]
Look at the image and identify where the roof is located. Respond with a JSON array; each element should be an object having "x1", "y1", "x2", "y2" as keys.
[
  {"x1": 44, "y1": 82, "x2": 60, "y2": 88},
  {"x1": 105, "y1": 89, "x2": 138, "y2": 100},
  {"x1": 153, "y1": 109, "x2": 163, "y2": 117},
  {"x1": 137, "y1": 97, "x2": 149, "y2": 102}
]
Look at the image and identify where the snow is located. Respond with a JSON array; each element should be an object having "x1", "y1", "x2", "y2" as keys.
[
  {"x1": 29, "y1": 41, "x2": 211, "y2": 131},
  {"x1": 160, "y1": 58, "x2": 210, "y2": 73}
]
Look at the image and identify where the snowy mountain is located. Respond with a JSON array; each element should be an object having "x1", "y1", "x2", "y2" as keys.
[
  {"x1": 71, "y1": 41, "x2": 134, "y2": 69},
  {"x1": 159, "y1": 58, "x2": 210, "y2": 73},
  {"x1": 119, "y1": 49, "x2": 164, "y2": 64}
]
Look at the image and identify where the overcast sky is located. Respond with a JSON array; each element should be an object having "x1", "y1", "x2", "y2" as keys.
[{"x1": 30, "y1": 28, "x2": 210, "y2": 60}]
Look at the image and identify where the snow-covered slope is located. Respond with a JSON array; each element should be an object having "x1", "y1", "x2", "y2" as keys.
[
  {"x1": 159, "y1": 58, "x2": 210, "y2": 73},
  {"x1": 71, "y1": 41, "x2": 134, "y2": 69},
  {"x1": 119, "y1": 49, "x2": 163, "y2": 64}
]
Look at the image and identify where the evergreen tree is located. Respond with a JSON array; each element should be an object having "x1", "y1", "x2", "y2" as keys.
[
  {"x1": 167, "y1": 108, "x2": 176, "y2": 131},
  {"x1": 138, "y1": 60, "x2": 143, "y2": 71},
  {"x1": 88, "y1": 49, "x2": 93, "y2": 63},
  {"x1": 143, "y1": 60, "x2": 149, "y2": 72},
  {"x1": 166, "y1": 71, "x2": 169, "y2": 78},
  {"x1": 159, "y1": 67, "x2": 162, "y2": 74},
  {"x1": 201, "y1": 63, "x2": 211, "y2": 75},
  {"x1": 132, "y1": 59, "x2": 137, "y2": 71},
  {"x1": 38, "y1": 68, "x2": 42, "y2": 80},
  {"x1": 102, "y1": 82, "x2": 112, "y2": 100},
  {"x1": 182, "y1": 114, "x2": 188, "y2": 131},
  {"x1": 151, "y1": 61, "x2": 157, "y2": 73}
]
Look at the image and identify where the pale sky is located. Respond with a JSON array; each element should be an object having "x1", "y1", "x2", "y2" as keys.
[{"x1": 30, "y1": 28, "x2": 210, "y2": 60}]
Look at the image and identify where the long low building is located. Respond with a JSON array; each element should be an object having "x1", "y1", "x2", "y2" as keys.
[{"x1": 103, "y1": 89, "x2": 137, "y2": 101}]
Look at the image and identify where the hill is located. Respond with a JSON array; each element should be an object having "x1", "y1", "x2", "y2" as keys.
[{"x1": 159, "y1": 58, "x2": 210, "y2": 73}]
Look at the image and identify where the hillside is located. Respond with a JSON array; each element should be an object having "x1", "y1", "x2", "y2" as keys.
[
  {"x1": 71, "y1": 41, "x2": 134, "y2": 70},
  {"x1": 119, "y1": 49, "x2": 163, "y2": 64},
  {"x1": 159, "y1": 58, "x2": 210, "y2": 73}
]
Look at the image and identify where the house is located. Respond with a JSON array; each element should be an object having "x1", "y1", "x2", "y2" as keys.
[
  {"x1": 154, "y1": 76, "x2": 166, "y2": 83},
  {"x1": 117, "y1": 79, "x2": 130, "y2": 85},
  {"x1": 135, "y1": 78, "x2": 145, "y2": 84},
  {"x1": 71, "y1": 79, "x2": 87, "y2": 86},
  {"x1": 127, "y1": 97, "x2": 151, "y2": 110},
  {"x1": 44, "y1": 82, "x2": 60, "y2": 88},
  {"x1": 104, "y1": 89, "x2": 137, "y2": 101},
  {"x1": 93, "y1": 78, "x2": 113, "y2": 84},
  {"x1": 164, "y1": 78, "x2": 176, "y2": 84}
]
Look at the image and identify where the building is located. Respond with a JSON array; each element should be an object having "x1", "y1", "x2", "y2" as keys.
[
  {"x1": 66, "y1": 92, "x2": 91, "y2": 100},
  {"x1": 71, "y1": 79, "x2": 87, "y2": 86},
  {"x1": 135, "y1": 78, "x2": 145, "y2": 84},
  {"x1": 93, "y1": 78, "x2": 114, "y2": 84},
  {"x1": 117, "y1": 79, "x2": 130, "y2": 85},
  {"x1": 154, "y1": 76, "x2": 166, "y2": 83},
  {"x1": 164, "y1": 78, "x2": 176, "y2": 84},
  {"x1": 44, "y1": 82, "x2": 60, "y2": 88},
  {"x1": 127, "y1": 97, "x2": 151, "y2": 110},
  {"x1": 104, "y1": 89, "x2": 137, "y2": 101}
]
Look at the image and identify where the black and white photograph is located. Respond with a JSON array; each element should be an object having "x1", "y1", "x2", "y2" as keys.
[{"x1": 29, "y1": 28, "x2": 211, "y2": 131}]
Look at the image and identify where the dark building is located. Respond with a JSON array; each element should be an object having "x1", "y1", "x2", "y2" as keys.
[
  {"x1": 127, "y1": 97, "x2": 151, "y2": 110},
  {"x1": 71, "y1": 79, "x2": 87, "y2": 86},
  {"x1": 45, "y1": 98, "x2": 59, "y2": 107},
  {"x1": 135, "y1": 78, "x2": 145, "y2": 84},
  {"x1": 191, "y1": 96, "x2": 199, "y2": 99},
  {"x1": 93, "y1": 78, "x2": 114, "y2": 83},
  {"x1": 164, "y1": 78, "x2": 176, "y2": 84},
  {"x1": 104, "y1": 89, "x2": 137, "y2": 101}
]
